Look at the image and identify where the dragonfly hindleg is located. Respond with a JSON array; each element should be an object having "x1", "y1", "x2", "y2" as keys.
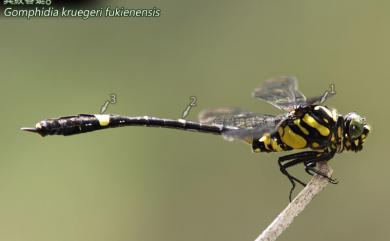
[{"x1": 278, "y1": 151, "x2": 322, "y2": 201}]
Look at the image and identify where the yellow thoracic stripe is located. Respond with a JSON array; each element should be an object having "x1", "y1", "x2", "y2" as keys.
[
  {"x1": 314, "y1": 106, "x2": 333, "y2": 120},
  {"x1": 302, "y1": 114, "x2": 330, "y2": 136},
  {"x1": 312, "y1": 142, "x2": 320, "y2": 148},
  {"x1": 293, "y1": 119, "x2": 309, "y2": 135},
  {"x1": 331, "y1": 108, "x2": 338, "y2": 121},
  {"x1": 337, "y1": 127, "x2": 342, "y2": 139},
  {"x1": 280, "y1": 126, "x2": 307, "y2": 149},
  {"x1": 278, "y1": 127, "x2": 284, "y2": 136}
]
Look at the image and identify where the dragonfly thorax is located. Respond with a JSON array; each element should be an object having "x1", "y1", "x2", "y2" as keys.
[{"x1": 252, "y1": 105, "x2": 340, "y2": 153}]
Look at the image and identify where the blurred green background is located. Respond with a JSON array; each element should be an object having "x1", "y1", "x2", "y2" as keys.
[{"x1": 0, "y1": 1, "x2": 388, "y2": 241}]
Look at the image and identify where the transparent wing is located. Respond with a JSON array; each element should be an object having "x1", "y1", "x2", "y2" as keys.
[
  {"x1": 199, "y1": 107, "x2": 278, "y2": 128},
  {"x1": 198, "y1": 107, "x2": 288, "y2": 142},
  {"x1": 252, "y1": 76, "x2": 306, "y2": 111}
]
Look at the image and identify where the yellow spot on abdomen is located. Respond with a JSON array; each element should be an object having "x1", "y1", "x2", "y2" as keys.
[
  {"x1": 271, "y1": 138, "x2": 283, "y2": 152},
  {"x1": 280, "y1": 126, "x2": 307, "y2": 149},
  {"x1": 259, "y1": 133, "x2": 272, "y2": 151},
  {"x1": 94, "y1": 114, "x2": 110, "y2": 126},
  {"x1": 302, "y1": 114, "x2": 330, "y2": 136}
]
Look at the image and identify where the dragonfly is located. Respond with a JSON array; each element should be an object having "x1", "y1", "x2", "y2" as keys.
[{"x1": 22, "y1": 76, "x2": 370, "y2": 201}]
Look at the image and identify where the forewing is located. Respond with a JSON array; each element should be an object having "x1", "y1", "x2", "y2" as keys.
[
  {"x1": 198, "y1": 107, "x2": 243, "y2": 126},
  {"x1": 198, "y1": 107, "x2": 287, "y2": 142},
  {"x1": 252, "y1": 76, "x2": 306, "y2": 111}
]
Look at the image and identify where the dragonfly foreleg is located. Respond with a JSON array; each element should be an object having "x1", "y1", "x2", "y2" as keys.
[{"x1": 304, "y1": 151, "x2": 338, "y2": 184}]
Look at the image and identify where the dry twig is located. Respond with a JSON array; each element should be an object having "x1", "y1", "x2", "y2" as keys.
[{"x1": 254, "y1": 161, "x2": 333, "y2": 241}]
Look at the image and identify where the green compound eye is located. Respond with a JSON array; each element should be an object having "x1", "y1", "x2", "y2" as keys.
[{"x1": 349, "y1": 121, "x2": 364, "y2": 139}]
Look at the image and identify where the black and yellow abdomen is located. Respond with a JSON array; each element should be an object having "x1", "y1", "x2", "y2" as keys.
[{"x1": 252, "y1": 105, "x2": 338, "y2": 153}]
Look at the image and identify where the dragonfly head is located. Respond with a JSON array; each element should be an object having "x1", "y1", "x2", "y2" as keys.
[{"x1": 343, "y1": 112, "x2": 370, "y2": 152}]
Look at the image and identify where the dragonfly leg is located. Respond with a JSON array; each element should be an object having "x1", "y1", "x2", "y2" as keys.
[
  {"x1": 279, "y1": 159, "x2": 298, "y2": 202},
  {"x1": 278, "y1": 151, "x2": 319, "y2": 162},
  {"x1": 279, "y1": 158, "x2": 310, "y2": 202},
  {"x1": 279, "y1": 151, "x2": 328, "y2": 201},
  {"x1": 304, "y1": 162, "x2": 316, "y2": 176},
  {"x1": 279, "y1": 150, "x2": 338, "y2": 201},
  {"x1": 279, "y1": 158, "x2": 307, "y2": 187},
  {"x1": 304, "y1": 152, "x2": 339, "y2": 184},
  {"x1": 279, "y1": 151, "x2": 319, "y2": 182},
  {"x1": 305, "y1": 165, "x2": 339, "y2": 184}
]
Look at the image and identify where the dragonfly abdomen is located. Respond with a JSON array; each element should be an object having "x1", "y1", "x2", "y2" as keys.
[{"x1": 24, "y1": 114, "x2": 229, "y2": 137}]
